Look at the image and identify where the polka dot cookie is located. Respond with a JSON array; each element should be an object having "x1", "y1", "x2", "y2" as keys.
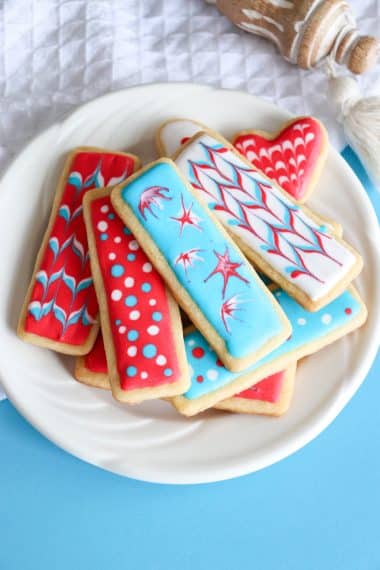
[{"x1": 83, "y1": 189, "x2": 189, "y2": 404}]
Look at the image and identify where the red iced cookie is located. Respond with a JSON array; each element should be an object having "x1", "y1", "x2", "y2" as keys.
[
  {"x1": 233, "y1": 117, "x2": 327, "y2": 202},
  {"x1": 19, "y1": 148, "x2": 139, "y2": 354},
  {"x1": 83, "y1": 189, "x2": 188, "y2": 403}
]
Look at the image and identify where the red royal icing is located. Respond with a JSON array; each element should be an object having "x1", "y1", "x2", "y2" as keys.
[
  {"x1": 84, "y1": 333, "x2": 107, "y2": 374},
  {"x1": 90, "y1": 195, "x2": 181, "y2": 391},
  {"x1": 235, "y1": 370, "x2": 286, "y2": 403},
  {"x1": 192, "y1": 347, "x2": 205, "y2": 359},
  {"x1": 234, "y1": 117, "x2": 325, "y2": 201},
  {"x1": 25, "y1": 151, "x2": 136, "y2": 346}
]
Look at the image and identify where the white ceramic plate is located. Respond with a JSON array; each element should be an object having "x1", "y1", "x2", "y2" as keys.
[{"x1": 1, "y1": 83, "x2": 379, "y2": 484}]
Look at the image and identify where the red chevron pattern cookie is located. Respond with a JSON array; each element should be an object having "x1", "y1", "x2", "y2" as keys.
[{"x1": 20, "y1": 148, "x2": 139, "y2": 354}]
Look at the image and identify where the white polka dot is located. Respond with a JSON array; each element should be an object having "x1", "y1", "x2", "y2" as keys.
[
  {"x1": 129, "y1": 240, "x2": 139, "y2": 251},
  {"x1": 111, "y1": 289, "x2": 122, "y2": 301},
  {"x1": 188, "y1": 339, "x2": 195, "y2": 347},
  {"x1": 100, "y1": 205, "x2": 109, "y2": 213},
  {"x1": 118, "y1": 326, "x2": 126, "y2": 334},
  {"x1": 97, "y1": 221, "x2": 108, "y2": 232},
  {"x1": 297, "y1": 318, "x2": 306, "y2": 326},
  {"x1": 108, "y1": 252, "x2": 116, "y2": 261},
  {"x1": 129, "y1": 310, "x2": 140, "y2": 320},
  {"x1": 141, "y1": 372, "x2": 148, "y2": 379},
  {"x1": 207, "y1": 369, "x2": 218, "y2": 381},
  {"x1": 147, "y1": 325, "x2": 159, "y2": 336},
  {"x1": 149, "y1": 298, "x2": 157, "y2": 306},
  {"x1": 124, "y1": 277, "x2": 135, "y2": 288},
  {"x1": 114, "y1": 236, "x2": 122, "y2": 243},
  {"x1": 156, "y1": 355, "x2": 167, "y2": 366},
  {"x1": 127, "y1": 346, "x2": 137, "y2": 357},
  {"x1": 321, "y1": 313, "x2": 332, "y2": 325},
  {"x1": 143, "y1": 262, "x2": 152, "y2": 273}
]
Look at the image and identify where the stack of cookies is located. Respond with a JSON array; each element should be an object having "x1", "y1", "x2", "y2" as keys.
[{"x1": 17, "y1": 117, "x2": 367, "y2": 417}]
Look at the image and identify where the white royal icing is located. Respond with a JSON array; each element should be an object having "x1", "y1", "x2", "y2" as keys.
[
  {"x1": 159, "y1": 120, "x2": 204, "y2": 157},
  {"x1": 175, "y1": 134, "x2": 357, "y2": 302}
]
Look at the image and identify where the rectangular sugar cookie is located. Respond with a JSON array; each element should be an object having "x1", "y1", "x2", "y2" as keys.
[
  {"x1": 18, "y1": 147, "x2": 140, "y2": 355},
  {"x1": 215, "y1": 363, "x2": 296, "y2": 417},
  {"x1": 83, "y1": 188, "x2": 189, "y2": 403},
  {"x1": 173, "y1": 131, "x2": 363, "y2": 311},
  {"x1": 171, "y1": 286, "x2": 367, "y2": 415},
  {"x1": 75, "y1": 333, "x2": 109, "y2": 390},
  {"x1": 111, "y1": 159, "x2": 291, "y2": 372}
]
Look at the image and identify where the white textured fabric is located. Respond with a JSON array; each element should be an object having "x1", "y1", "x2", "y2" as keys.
[{"x1": 0, "y1": 0, "x2": 379, "y2": 401}]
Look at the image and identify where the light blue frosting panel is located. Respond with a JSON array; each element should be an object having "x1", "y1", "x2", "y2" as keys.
[
  {"x1": 119, "y1": 161, "x2": 284, "y2": 359},
  {"x1": 184, "y1": 288, "x2": 362, "y2": 399}
]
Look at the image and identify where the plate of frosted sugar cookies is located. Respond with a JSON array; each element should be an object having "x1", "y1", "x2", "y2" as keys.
[{"x1": 0, "y1": 83, "x2": 379, "y2": 484}]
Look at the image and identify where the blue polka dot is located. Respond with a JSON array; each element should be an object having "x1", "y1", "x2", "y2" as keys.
[
  {"x1": 152, "y1": 311, "x2": 162, "y2": 322},
  {"x1": 111, "y1": 264, "x2": 124, "y2": 277},
  {"x1": 141, "y1": 282, "x2": 151, "y2": 293},
  {"x1": 115, "y1": 319, "x2": 121, "y2": 326},
  {"x1": 127, "y1": 253, "x2": 136, "y2": 261},
  {"x1": 128, "y1": 330, "x2": 139, "y2": 341},
  {"x1": 100, "y1": 233, "x2": 108, "y2": 241},
  {"x1": 108, "y1": 213, "x2": 115, "y2": 220},
  {"x1": 142, "y1": 344, "x2": 157, "y2": 358},
  {"x1": 124, "y1": 295, "x2": 137, "y2": 307},
  {"x1": 123, "y1": 227, "x2": 132, "y2": 235},
  {"x1": 164, "y1": 368, "x2": 173, "y2": 377},
  {"x1": 126, "y1": 366, "x2": 137, "y2": 377}
]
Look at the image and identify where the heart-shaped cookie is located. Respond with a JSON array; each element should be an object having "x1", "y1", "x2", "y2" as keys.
[{"x1": 233, "y1": 117, "x2": 327, "y2": 202}]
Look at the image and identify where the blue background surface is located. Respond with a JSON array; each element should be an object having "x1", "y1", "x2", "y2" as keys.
[{"x1": 0, "y1": 148, "x2": 379, "y2": 570}]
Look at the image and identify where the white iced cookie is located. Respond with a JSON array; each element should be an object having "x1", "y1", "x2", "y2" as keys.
[{"x1": 156, "y1": 118, "x2": 208, "y2": 157}]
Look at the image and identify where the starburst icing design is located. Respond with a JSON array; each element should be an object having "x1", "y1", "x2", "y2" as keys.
[
  {"x1": 138, "y1": 186, "x2": 171, "y2": 220},
  {"x1": 204, "y1": 247, "x2": 249, "y2": 297},
  {"x1": 170, "y1": 194, "x2": 202, "y2": 234},
  {"x1": 220, "y1": 294, "x2": 244, "y2": 333},
  {"x1": 174, "y1": 248, "x2": 204, "y2": 277}
]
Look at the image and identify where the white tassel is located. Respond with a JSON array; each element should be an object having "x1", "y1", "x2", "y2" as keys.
[{"x1": 328, "y1": 75, "x2": 380, "y2": 184}]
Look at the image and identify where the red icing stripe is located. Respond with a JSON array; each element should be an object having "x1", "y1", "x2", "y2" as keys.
[
  {"x1": 234, "y1": 117, "x2": 324, "y2": 201},
  {"x1": 235, "y1": 371, "x2": 285, "y2": 403},
  {"x1": 84, "y1": 333, "x2": 107, "y2": 374},
  {"x1": 24, "y1": 151, "x2": 136, "y2": 346},
  {"x1": 90, "y1": 195, "x2": 181, "y2": 391}
]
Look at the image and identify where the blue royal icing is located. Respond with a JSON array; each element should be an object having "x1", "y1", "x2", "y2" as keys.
[
  {"x1": 119, "y1": 161, "x2": 286, "y2": 359},
  {"x1": 183, "y1": 287, "x2": 362, "y2": 400}
]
